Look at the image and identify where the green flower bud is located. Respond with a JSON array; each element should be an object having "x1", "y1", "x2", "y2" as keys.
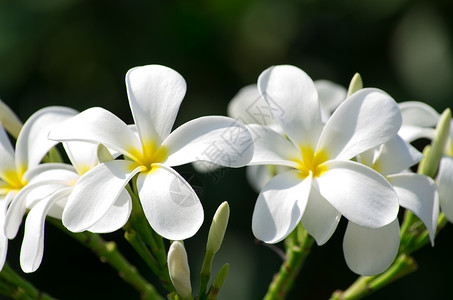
[
  {"x1": 347, "y1": 73, "x2": 363, "y2": 97},
  {"x1": 168, "y1": 241, "x2": 192, "y2": 298},
  {"x1": 0, "y1": 99, "x2": 23, "y2": 139},
  {"x1": 207, "y1": 201, "x2": 230, "y2": 253},
  {"x1": 96, "y1": 143, "x2": 114, "y2": 163},
  {"x1": 421, "y1": 108, "x2": 451, "y2": 178}
]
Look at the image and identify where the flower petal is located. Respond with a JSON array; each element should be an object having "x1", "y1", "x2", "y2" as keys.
[
  {"x1": 314, "y1": 79, "x2": 347, "y2": 120},
  {"x1": 246, "y1": 165, "x2": 289, "y2": 193},
  {"x1": 301, "y1": 185, "x2": 341, "y2": 245},
  {"x1": 0, "y1": 193, "x2": 14, "y2": 271},
  {"x1": 63, "y1": 142, "x2": 99, "y2": 175},
  {"x1": 0, "y1": 98, "x2": 22, "y2": 139},
  {"x1": 438, "y1": 156, "x2": 453, "y2": 222},
  {"x1": 126, "y1": 65, "x2": 186, "y2": 145},
  {"x1": 399, "y1": 101, "x2": 439, "y2": 127},
  {"x1": 252, "y1": 171, "x2": 311, "y2": 244},
  {"x1": 62, "y1": 160, "x2": 140, "y2": 232},
  {"x1": 227, "y1": 84, "x2": 278, "y2": 127},
  {"x1": 389, "y1": 173, "x2": 439, "y2": 245},
  {"x1": 15, "y1": 106, "x2": 78, "y2": 171},
  {"x1": 163, "y1": 116, "x2": 254, "y2": 168},
  {"x1": 0, "y1": 126, "x2": 16, "y2": 180},
  {"x1": 343, "y1": 219, "x2": 400, "y2": 276},
  {"x1": 5, "y1": 183, "x2": 67, "y2": 239},
  {"x1": 398, "y1": 125, "x2": 435, "y2": 143},
  {"x1": 137, "y1": 164, "x2": 203, "y2": 240},
  {"x1": 258, "y1": 65, "x2": 323, "y2": 147},
  {"x1": 243, "y1": 124, "x2": 300, "y2": 167},
  {"x1": 374, "y1": 136, "x2": 423, "y2": 176},
  {"x1": 86, "y1": 189, "x2": 132, "y2": 233},
  {"x1": 48, "y1": 107, "x2": 142, "y2": 161},
  {"x1": 318, "y1": 88, "x2": 402, "y2": 161},
  {"x1": 23, "y1": 163, "x2": 78, "y2": 185},
  {"x1": 20, "y1": 188, "x2": 72, "y2": 273},
  {"x1": 317, "y1": 160, "x2": 399, "y2": 228}
]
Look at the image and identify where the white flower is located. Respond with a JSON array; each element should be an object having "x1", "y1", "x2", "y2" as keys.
[
  {"x1": 226, "y1": 79, "x2": 346, "y2": 192},
  {"x1": 49, "y1": 65, "x2": 254, "y2": 240},
  {"x1": 0, "y1": 106, "x2": 78, "y2": 272},
  {"x1": 250, "y1": 65, "x2": 402, "y2": 275},
  {"x1": 348, "y1": 135, "x2": 439, "y2": 275},
  {"x1": 399, "y1": 101, "x2": 453, "y2": 223}
]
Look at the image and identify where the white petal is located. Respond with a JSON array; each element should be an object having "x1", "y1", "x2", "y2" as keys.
[
  {"x1": 23, "y1": 163, "x2": 78, "y2": 185},
  {"x1": 301, "y1": 185, "x2": 341, "y2": 245},
  {"x1": 126, "y1": 65, "x2": 186, "y2": 145},
  {"x1": 63, "y1": 142, "x2": 99, "y2": 175},
  {"x1": 137, "y1": 164, "x2": 203, "y2": 240},
  {"x1": 20, "y1": 188, "x2": 72, "y2": 273},
  {"x1": 48, "y1": 107, "x2": 142, "y2": 161},
  {"x1": 438, "y1": 156, "x2": 453, "y2": 222},
  {"x1": 246, "y1": 165, "x2": 278, "y2": 193},
  {"x1": 318, "y1": 88, "x2": 402, "y2": 161},
  {"x1": 0, "y1": 98, "x2": 23, "y2": 139},
  {"x1": 86, "y1": 189, "x2": 132, "y2": 233},
  {"x1": 163, "y1": 116, "x2": 253, "y2": 168},
  {"x1": 389, "y1": 173, "x2": 439, "y2": 245},
  {"x1": 258, "y1": 65, "x2": 323, "y2": 147},
  {"x1": 343, "y1": 219, "x2": 400, "y2": 276},
  {"x1": 5, "y1": 182, "x2": 67, "y2": 239},
  {"x1": 252, "y1": 171, "x2": 311, "y2": 244},
  {"x1": 399, "y1": 101, "x2": 439, "y2": 127},
  {"x1": 398, "y1": 125, "x2": 435, "y2": 143},
  {"x1": 314, "y1": 79, "x2": 347, "y2": 119},
  {"x1": 0, "y1": 126, "x2": 16, "y2": 180},
  {"x1": 62, "y1": 160, "x2": 140, "y2": 232},
  {"x1": 243, "y1": 124, "x2": 300, "y2": 167},
  {"x1": 15, "y1": 106, "x2": 78, "y2": 171},
  {"x1": 227, "y1": 84, "x2": 278, "y2": 127},
  {"x1": 374, "y1": 136, "x2": 423, "y2": 176},
  {"x1": 0, "y1": 193, "x2": 14, "y2": 271},
  {"x1": 317, "y1": 160, "x2": 399, "y2": 228}
]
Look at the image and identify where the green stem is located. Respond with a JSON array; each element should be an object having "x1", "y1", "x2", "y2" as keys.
[
  {"x1": 199, "y1": 250, "x2": 215, "y2": 300},
  {"x1": 49, "y1": 218, "x2": 163, "y2": 300},
  {"x1": 125, "y1": 184, "x2": 174, "y2": 292},
  {"x1": 263, "y1": 225, "x2": 314, "y2": 300},
  {"x1": 0, "y1": 263, "x2": 56, "y2": 300},
  {"x1": 330, "y1": 254, "x2": 417, "y2": 300}
]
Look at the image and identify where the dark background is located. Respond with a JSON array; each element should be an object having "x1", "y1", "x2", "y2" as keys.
[{"x1": 1, "y1": 0, "x2": 453, "y2": 299}]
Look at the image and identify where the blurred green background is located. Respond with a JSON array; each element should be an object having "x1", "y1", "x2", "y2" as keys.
[{"x1": 1, "y1": 0, "x2": 453, "y2": 299}]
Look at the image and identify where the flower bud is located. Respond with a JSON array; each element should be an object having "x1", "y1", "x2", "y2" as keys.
[
  {"x1": 168, "y1": 241, "x2": 192, "y2": 298},
  {"x1": 347, "y1": 73, "x2": 363, "y2": 97},
  {"x1": 96, "y1": 143, "x2": 114, "y2": 163},
  {"x1": 421, "y1": 108, "x2": 451, "y2": 177},
  {"x1": 207, "y1": 201, "x2": 230, "y2": 253},
  {"x1": 0, "y1": 99, "x2": 22, "y2": 139}
]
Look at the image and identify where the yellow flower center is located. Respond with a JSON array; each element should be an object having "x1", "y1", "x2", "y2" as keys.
[
  {"x1": 0, "y1": 169, "x2": 27, "y2": 194},
  {"x1": 127, "y1": 140, "x2": 168, "y2": 174},
  {"x1": 293, "y1": 146, "x2": 329, "y2": 178}
]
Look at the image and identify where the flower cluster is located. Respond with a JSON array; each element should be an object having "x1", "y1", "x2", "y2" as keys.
[{"x1": 0, "y1": 63, "x2": 451, "y2": 299}]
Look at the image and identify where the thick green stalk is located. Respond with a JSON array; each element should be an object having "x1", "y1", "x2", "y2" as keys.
[
  {"x1": 0, "y1": 263, "x2": 56, "y2": 300},
  {"x1": 263, "y1": 225, "x2": 314, "y2": 300},
  {"x1": 49, "y1": 218, "x2": 163, "y2": 300}
]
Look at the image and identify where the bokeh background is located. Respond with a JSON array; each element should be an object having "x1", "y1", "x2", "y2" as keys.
[{"x1": 1, "y1": 0, "x2": 453, "y2": 299}]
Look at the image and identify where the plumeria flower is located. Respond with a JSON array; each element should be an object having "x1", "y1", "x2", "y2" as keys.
[
  {"x1": 348, "y1": 135, "x2": 439, "y2": 274},
  {"x1": 0, "y1": 106, "x2": 78, "y2": 271},
  {"x1": 49, "y1": 64, "x2": 254, "y2": 240},
  {"x1": 398, "y1": 101, "x2": 453, "y2": 223},
  {"x1": 4, "y1": 141, "x2": 132, "y2": 273},
  {"x1": 250, "y1": 65, "x2": 402, "y2": 275},
  {"x1": 226, "y1": 80, "x2": 346, "y2": 192}
]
